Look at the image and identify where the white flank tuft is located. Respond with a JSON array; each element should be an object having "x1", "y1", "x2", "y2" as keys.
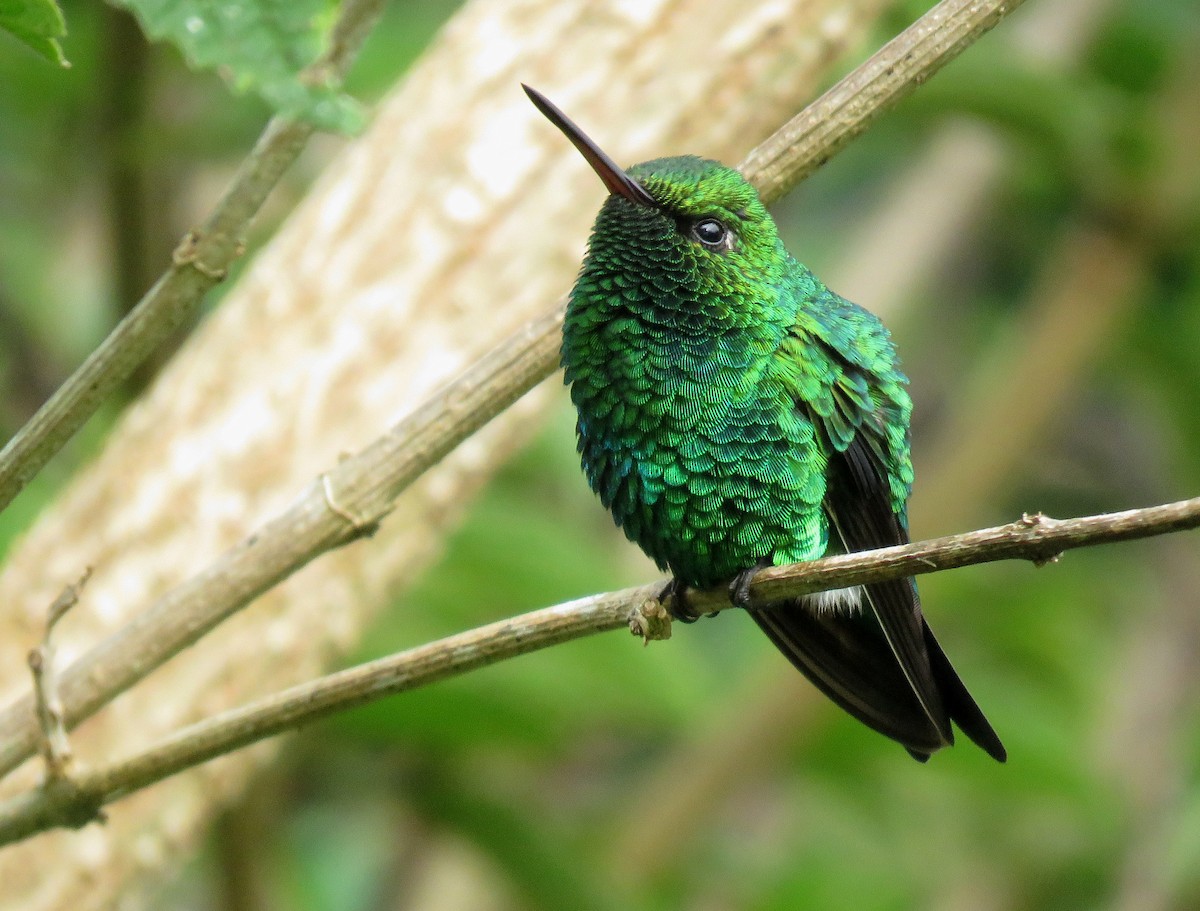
[{"x1": 800, "y1": 585, "x2": 864, "y2": 615}]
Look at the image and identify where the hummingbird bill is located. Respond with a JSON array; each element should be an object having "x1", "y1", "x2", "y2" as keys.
[{"x1": 525, "y1": 84, "x2": 1004, "y2": 763}]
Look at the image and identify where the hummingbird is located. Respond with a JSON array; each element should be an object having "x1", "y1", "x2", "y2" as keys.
[{"x1": 524, "y1": 85, "x2": 1005, "y2": 763}]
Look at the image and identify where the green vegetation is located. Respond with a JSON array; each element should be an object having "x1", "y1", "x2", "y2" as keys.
[{"x1": 3, "y1": 0, "x2": 1199, "y2": 908}]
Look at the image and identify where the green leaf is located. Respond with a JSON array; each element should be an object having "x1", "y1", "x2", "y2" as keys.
[
  {"x1": 0, "y1": 0, "x2": 69, "y2": 67},
  {"x1": 112, "y1": 0, "x2": 362, "y2": 133}
]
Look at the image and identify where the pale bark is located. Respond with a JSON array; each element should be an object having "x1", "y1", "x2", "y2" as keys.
[{"x1": 0, "y1": 0, "x2": 887, "y2": 906}]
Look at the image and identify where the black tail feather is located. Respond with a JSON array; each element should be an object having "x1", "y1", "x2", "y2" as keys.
[
  {"x1": 752, "y1": 596, "x2": 953, "y2": 757},
  {"x1": 922, "y1": 623, "x2": 1007, "y2": 762},
  {"x1": 751, "y1": 593, "x2": 1005, "y2": 762}
]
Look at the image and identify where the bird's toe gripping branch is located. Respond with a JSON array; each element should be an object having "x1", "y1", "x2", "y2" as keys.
[
  {"x1": 726, "y1": 558, "x2": 777, "y2": 611},
  {"x1": 630, "y1": 566, "x2": 773, "y2": 645},
  {"x1": 659, "y1": 577, "x2": 695, "y2": 623},
  {"x1": 728, "y1": 562, "x2": 768, "y2": 609}
]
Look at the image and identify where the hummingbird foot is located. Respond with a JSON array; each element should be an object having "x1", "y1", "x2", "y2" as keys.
[
  {"x1": 729, "y1": 559, "x2": 771, "y2": 610},
  {"x1": 659, "y1": 577, "x2": 708, "y2": 623}
]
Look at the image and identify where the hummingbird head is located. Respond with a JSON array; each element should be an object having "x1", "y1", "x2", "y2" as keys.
[{"x1": 524, "y1": 85, "x2": 787, "y2": 328}]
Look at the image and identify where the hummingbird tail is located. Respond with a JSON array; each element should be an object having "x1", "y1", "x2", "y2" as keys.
[
  {"x1": 920, "y1": 621, "x2": 1008, "y2": 762},
  {"x1": 751, "y1": 584, "x2": 1006, "y2": 762},
  {"x1": 784, "y1": 433, "x2": 1007, "y2": 762},
  {"x1": 751, "y1": 589, "x2": 954, "y2": 758}
]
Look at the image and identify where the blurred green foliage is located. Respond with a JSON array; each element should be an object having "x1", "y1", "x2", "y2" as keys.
[
  {"x1": 5, "y1": 0, "x2": 1200, "y2": 909},
  {"x1": 110, "y1": 0, "x2": 363, "y2": 132},
  {"x1": 0, "y1": 0, "x2": 67, "y2": 65}
]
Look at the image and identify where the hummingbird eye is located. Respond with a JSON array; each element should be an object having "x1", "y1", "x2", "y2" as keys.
[{"x1": 691, "y1": 218, "x2": 732, "y2": 252}]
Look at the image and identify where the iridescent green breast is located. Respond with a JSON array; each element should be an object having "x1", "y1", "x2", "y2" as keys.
[
  {"x1": 563, "y1": 203, "x2": 831, "y2": 588},
  {"x1": 561, "y1": 155, "x2": 912, "y2": 590}
]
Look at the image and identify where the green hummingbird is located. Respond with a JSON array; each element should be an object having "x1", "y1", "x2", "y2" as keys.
[{"x1": 525, "y1": 85, "x2": 1005, "y2": 763}]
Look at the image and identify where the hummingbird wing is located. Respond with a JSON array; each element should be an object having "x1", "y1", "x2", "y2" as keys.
[
  {"x1": 826, "y1": 432, "x2": 956, "y2": 752},
  {"x1": 755, "y1": 307, "x2": 1005, "y2": 761},
  {"x1": 821, "y1": 368, "x2": 1006, "y2": 762},
  {"x1": 752, "y1": 431, "x2": 956, "y2": 757}
]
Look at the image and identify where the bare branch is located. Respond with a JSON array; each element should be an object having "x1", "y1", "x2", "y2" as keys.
[
  {"x1": 0, "y1": 0, "x2": 388, "y2": 515},
  {"x1": 28, "y1": 569, "x2": 92, "y2": 781},
  {"x1": 0, "y1": 497, "x2": 1196, "y2": 846},
  {"x1": 685, "y1": 501, "x2": 1200, "y2": 613},
  {"x1": 0, "y1": 0, "x2": 1031, "y2": 785},
  {"x1": 743, "y1": 0, "x2": 1033, "y2": 205}
]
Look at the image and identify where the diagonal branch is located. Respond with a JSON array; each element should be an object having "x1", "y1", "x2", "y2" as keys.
[
  {"x1": 0, "y1": 496, "x2": 1196, "y2": 846},
  {"x1": 0, "y1": 0, "x2": 388, "y2": 516},
  {"x1": 0, "y1": 0, "x2": 1030, "y2": 785},
  {"x1": 744, "y1": 0, "x2": 1032, "y2": 205}
]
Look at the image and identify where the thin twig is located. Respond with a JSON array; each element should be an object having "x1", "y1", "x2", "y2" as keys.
[
  {"x1": 683, "y1": 501, "x2": 1200, "y2": 613},
  {"x1": 743, "y1": 0, "x2": 1032, "y2": 205},
  {"x1": 0, "y1": 0, "x2": 1030, "y2": 785},
  {"x1": 0, "y1": 498, "x2": 1197, "y2": 846},
  {"x1": 0, "y1": 0, "x2": 388, "y2": 516},
  {"x1": 27, "y1": 568, "x2": 93, "y2": 781}
]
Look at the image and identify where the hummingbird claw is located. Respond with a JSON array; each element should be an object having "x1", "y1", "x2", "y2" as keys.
[
  {"x1": 729, "y1": 560, "x2": 770, "y2": 609},
  {"x1": 660, "y1": 577, "x2": 705, "y2": 623}
]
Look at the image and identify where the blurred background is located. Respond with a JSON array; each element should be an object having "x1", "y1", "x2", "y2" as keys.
[{"x1": 2, "y1": 0, "x2": 1200, "y2": 908}]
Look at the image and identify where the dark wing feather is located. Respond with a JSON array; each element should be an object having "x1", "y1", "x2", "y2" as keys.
[
  {"x1": 922, "y1": 622, "x2": 1008, "y2": 761},
  {"x1": 752, "y1": 586, "x2": 950, "y2": 755},
  {"x1": 754, "y1": 333, "x2": 1005, "y2": 761},
  {"x1": 752, "y1": 433, "x2": 954, "y2": 756},
  {"x1": 826, "y1": 434, "x2": 954, "y2": 742},
  {"x1": 830, "y1": 431, "x2": 1005, "y2": 760}
]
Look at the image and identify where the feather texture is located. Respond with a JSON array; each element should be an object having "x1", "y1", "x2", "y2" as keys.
[{"x1": 557, "y1": 150, "x2": 1004, "y2": 761}]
